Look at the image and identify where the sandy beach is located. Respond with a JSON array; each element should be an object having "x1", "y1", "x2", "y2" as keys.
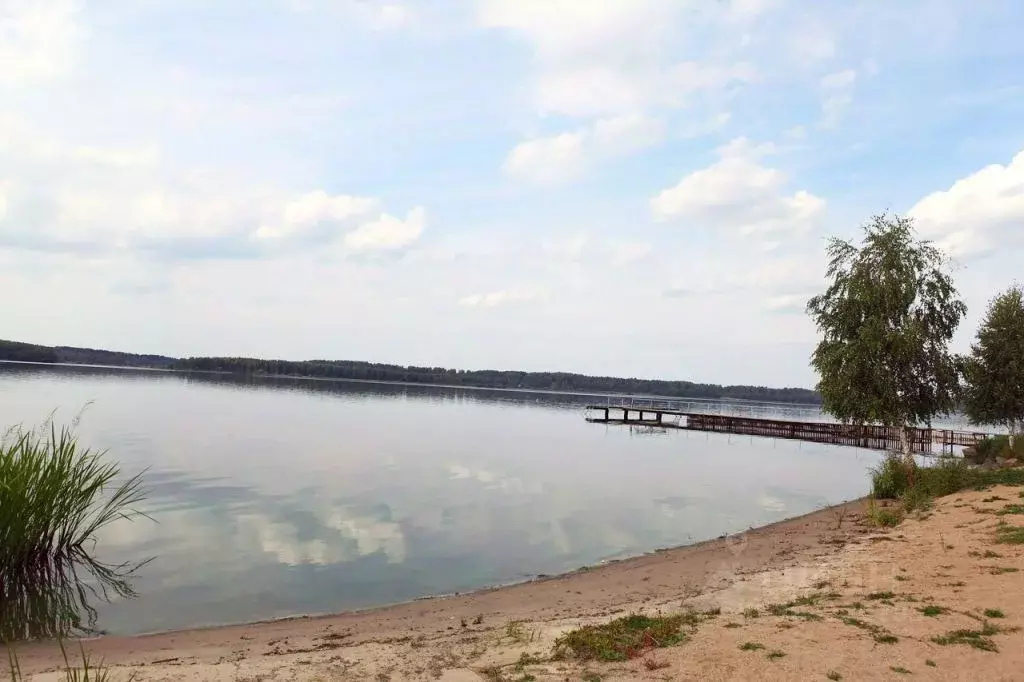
[{"x1": 12, "y1": 486, "x2": 1024, "y2": 681}]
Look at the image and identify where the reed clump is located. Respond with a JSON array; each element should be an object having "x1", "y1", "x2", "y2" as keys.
[
  {"x1": 0, "y1": 422, "x2": 147, "y2": 572},
  {"x1": 1, "y1": 420, "x2": 148, "y2": 642}
]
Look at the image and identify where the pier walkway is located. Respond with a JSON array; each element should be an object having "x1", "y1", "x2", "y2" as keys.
[{"x1": 585, "y1": 404, "x2": 990, "y2": 454}]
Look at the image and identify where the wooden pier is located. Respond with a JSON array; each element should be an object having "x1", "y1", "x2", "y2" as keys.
[{"x1": 585, "y1": 405, "x2": 991, "y2": 454}]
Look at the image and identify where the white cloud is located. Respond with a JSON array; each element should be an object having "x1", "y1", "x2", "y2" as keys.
[
  {"x1": 727, "y1": 0, "x2": 781, "y2": 19},
  {"x1": 909, "y1": 148, "x2": 1024, "y2": 259},
  {"x1": 819, "y1": 68, "x2": 856, "y2": 128},
  {"x1": 478, "y1": 0, "x2": 755, "y2": 116},
  {"x1": 679, "y1": 112, "x2": 733, "y2": 139},
  {"x1": 282, "y1": 192, "x2": 376, "y2": 230},
  {"x1": 477, "y1": 0, "x2": 669, "y2": 62},
  {"x1": 591, "y1": 113, "x2": 665, "y2": 155},
  {"x1": 538, "y1": 233, "x2": 651, "y2": 267},
  {"x1": 651, "y1": 137, "x2": 825, "y2": 234},
  {"x1": 343, "y1": 207, "x2": 426, "y2": 252},
  {"x1": 69, "y1": 145, "x2": 158, "y2": 168},
  {"x1": 505, "y1": 113, "x2": 665, "y2": 185},
  {"x1": 663, "y1": 255, "x2": 824, "y2": 308},
  {"x1": 541, "y1": 232, "x2": 589, "y2": 261},
  {"x1": 0, "y1": 114, "x2": 158, "y2": 170},
  {"x1": 284, "y1": 0, "x2": 415, "y2": 29},
  {"x1": 747, "y1": 257, "x2": 822, "y2": 290},
  {"x1": 256, "y1": 191, "x2": 378, "y2": 240},
  {"x1": 821, "y1": 69, "x2": 856, "y2": 90},
  {"x1": 458, "y1": 288, "x2": 544, "y2": 308},
  {"x1": 504, "y1": 131, "x2": 587, "y2": 185},
  {"x1": 530, "y1": 68, "x2": 647, "y2": 118},
  {"x1": 790, "y1": 19, "x2": 835, "y2": 61},
  {"x1": 764, "y1": 293, "x2": 813, "y2": 313},
  {"x1": 608, "y1": 241, "x2": 652, "y2": 266},
  {"x1": 532, "y1": 62, "x2": 755, "y2": 118},
  {"x1": 717, "y1": 136, "x2": 777, "y2": 158},
  {"x1": 373, "y1": 4, "x2": 415, "y2": 28},
  {"x1": 0, "y1": 0, "x2": 84, "y2": 86},
  {"x1": 930, "y1": 229, "x2": 990, "y2": 260},
  {"x1": 0, "y1": 121, "x2": 425, "y2": 255},
  {"x1": 48, "y1": 184, "x2": 256, "y2": 243}
]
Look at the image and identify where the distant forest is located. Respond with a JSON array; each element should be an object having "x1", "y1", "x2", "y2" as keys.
[{"x1": 0, "y1": 339, "x2": 821, "y2": 404}]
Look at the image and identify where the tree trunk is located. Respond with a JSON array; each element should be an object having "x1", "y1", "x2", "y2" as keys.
[
  {"x1": 899, "y1": 425, "x2": 913, "y2": 464},
  {"x1": 1010, "y1": 419, "x2": 1018, "y2": 451}
]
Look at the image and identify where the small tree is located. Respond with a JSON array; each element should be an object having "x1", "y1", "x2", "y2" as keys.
[
  {"x1": 963, "y1": 284, "x2": 1024, "y2": 449},
  {"x1": 806, "y1": 213, "x2": 966, "y2": 461}
]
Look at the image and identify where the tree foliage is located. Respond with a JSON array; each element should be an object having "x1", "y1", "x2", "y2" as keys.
[
  {"x1": 806, "y1": 213, "x2": 966, "y2": 440},
  {"x1": 171, "y1": 356, "x2": 819, "y2": 402},
  {"x1": 963, "y1": 285, "x2": 1024, "y2": 444},
  {"x1": 0, "y1": 340, "x2": 58, "y2": 363},
  {"x1": 0, "y1": 339, "x2": 822, "y2": 404}
]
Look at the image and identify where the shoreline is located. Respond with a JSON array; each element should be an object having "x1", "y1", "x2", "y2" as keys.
[
  {"x1": 14, "y1": 497, "x2": 872, "y2": 670},
  {"x1": 93, "y1": 498, "x2": 867, "y2": 641},
  {"x1": 16, "y1": 486, "x2": 1024, "y2": 680},
  {"x1": 124, "y1": 498, "x2": 871, "y2": 640}
]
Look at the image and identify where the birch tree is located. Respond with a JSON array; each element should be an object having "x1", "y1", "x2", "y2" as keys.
[
  {"x1": 806, "y1": 213, "x2": 966, "y2": 461},
  {"x1": 963, "y1": 285, "x2": 1024, "y2": 449}
]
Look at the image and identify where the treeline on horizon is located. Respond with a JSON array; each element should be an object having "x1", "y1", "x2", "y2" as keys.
[{"x1": 0, "y1": 339, "x2": 821, "y2": 404}]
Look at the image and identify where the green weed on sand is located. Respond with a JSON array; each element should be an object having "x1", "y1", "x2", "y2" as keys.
[{"x1": 553, "y1": 614, "x2": 692, "y2": 662}]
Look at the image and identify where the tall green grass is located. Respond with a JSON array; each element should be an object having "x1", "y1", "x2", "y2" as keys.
[
  {"x1": 0, "y1": 422, "x2": 147, "y2": 570},
  {"x1": 870, "y1": 455, "x2": 917, "y2": 499},
  {"x1": 1, "y1": 420, "x2": 148, "y2": 642}
]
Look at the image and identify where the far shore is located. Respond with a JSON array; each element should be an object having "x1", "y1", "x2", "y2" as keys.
[{"x1": 0, "y1": 359, "x2": 823, "y2": 408}]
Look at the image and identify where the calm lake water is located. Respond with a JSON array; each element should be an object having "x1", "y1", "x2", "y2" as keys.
[{"x1": 0, "y1": 364, "x2": 884, "y2": 635}]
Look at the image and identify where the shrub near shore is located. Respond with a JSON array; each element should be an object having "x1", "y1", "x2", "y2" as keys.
[
  {"x1": 969, "y1": 436, "x2": 1024, "y2": 464},
  {"x1": 870, "y1": 452, "x2": 1024, "y2": 523}
]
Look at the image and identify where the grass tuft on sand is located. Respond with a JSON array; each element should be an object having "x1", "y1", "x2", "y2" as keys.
[
  {"x1": 994, "y1": 522, "x2": 1024, "y2": 545},
  {"x1": 931, "y1": 622, "x2": 1004, "y2": 652},
  {"x1": 553, "y1": 614, "x2": 692, "y2": 662}
]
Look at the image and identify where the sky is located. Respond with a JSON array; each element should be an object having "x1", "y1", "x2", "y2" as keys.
[{"x1": 2, "y1": 0, "x2": 1023, "y2": 389}]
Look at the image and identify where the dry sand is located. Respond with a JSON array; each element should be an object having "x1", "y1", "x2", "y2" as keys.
[{"x1": 13, "y1": 486, "x2": 1024, "y2": 681}]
